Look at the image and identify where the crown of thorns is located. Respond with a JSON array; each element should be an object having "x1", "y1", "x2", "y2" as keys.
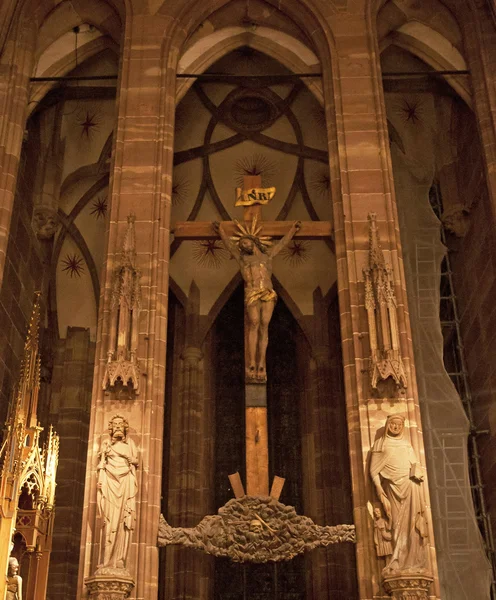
[{"x1": 230, "y1": 216, "x2": 272, "y2": 249}]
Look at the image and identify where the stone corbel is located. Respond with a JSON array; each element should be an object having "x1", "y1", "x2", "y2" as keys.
[
  {"x1": 102, "y1": 215, "x2": 141, "y2": 395},
  {"x1": 32, "y1": 205, "x2": 59, "y2": 240},
  {"x1": 31, "y1": 104, "x2": 64, "y2": 240},
  {"x1": 85, "y1": 574, "x2": 134, "y2": 600},
  {"x1": 440, "y1": 203, "x2": 471, "y2": 237},
  {"x1": 383, "y1": 574, "x2": 434, "y2": 600},
  {"x1": 364, "y1": 213, "x2": 407, "y2": 396}
]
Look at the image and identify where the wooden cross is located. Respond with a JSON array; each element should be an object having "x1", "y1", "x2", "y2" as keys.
[{"x1": 173, "y1": 175, "x2": 332, "y2": 496}]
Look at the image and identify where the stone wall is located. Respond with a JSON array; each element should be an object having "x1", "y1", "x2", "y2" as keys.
[
  {"x1": 448, "y1": 148, "x2": 496, "y2": 539},
  {"x1": 0, "y1": 123, "x2": 44, "y2": 425},
  {"x1": 48, "y1": 327, "x2": 95, "y2": 599}
]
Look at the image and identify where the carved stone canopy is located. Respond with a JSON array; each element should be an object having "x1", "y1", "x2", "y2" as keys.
[
  {"x1": 102, "y1": 214, "x2": 141, "y2": 395},
  {"x1": 363, "y1": 213, "x2": 407, "y2": 395},
  {"x1": 158, "y1": 495, "x2": 355, "y2": 563}
]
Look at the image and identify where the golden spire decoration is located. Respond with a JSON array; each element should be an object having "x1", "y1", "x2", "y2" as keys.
[{"x1": 16, "y1": 292, "x2": 42, "y2": 429}]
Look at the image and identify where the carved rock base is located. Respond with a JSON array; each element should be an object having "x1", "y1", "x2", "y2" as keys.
[
  {"x1": 85, "y1": 572, "x2": 134, "y2": 600},
  {"x1": 383, "y1": 573, "x2": 433, "y2": 599}
]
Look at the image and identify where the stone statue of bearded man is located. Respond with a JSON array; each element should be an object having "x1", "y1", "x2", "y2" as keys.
[{"x1": 97, "y1": 415, "x2": 138, "y2": 573}]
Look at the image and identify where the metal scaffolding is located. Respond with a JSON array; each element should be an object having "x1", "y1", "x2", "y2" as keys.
[{"x1": 429, "y1": 183, "x2": 496, "y2": 598}]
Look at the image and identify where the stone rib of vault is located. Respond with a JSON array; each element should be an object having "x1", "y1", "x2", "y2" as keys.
[{"x1": 157, "y1": 495, "x2": 355, "y2": 563}]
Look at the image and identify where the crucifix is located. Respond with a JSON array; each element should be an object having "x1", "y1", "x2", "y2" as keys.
[{"x1": 173, "y1": 174, "x2": 332, "y2": 497}]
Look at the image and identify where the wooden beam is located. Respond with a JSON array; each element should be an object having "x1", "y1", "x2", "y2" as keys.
[
  {"x1": 228, "y1": 472, "x2": 246, "y2": 499},
  {"x1": 173, "y1": 221, "x2": 333, "y2": 240},
  {"x1": 270, "y1": 476, "x2": 285, "y2": 501},
  {"x1": 246, "y1": 407, "x2": 269, "y2": 496}
]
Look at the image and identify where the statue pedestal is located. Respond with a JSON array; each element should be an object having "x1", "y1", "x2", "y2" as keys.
[
  {"x1": 383, "y1": 573, "x2": 433, "y2": 599},
  {"x1": 85, "y1": 570, "x2": 134, "y2": 600}
]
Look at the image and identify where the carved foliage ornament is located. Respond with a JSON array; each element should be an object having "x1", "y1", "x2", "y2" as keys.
[
  {"x1": 364, "y1": 213, "x2": 407, "y2": 394},
  {"x1": 383, "y1": 574, "x2": 434, "y2": 600},
  {"x1": 85, "y1": 575, "x2": 134, "y2": 600},
  {"x1": 158, "y1": 495, "x2": 355, "y2": 563}
]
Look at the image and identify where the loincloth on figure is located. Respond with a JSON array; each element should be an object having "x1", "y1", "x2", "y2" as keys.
[{"x1": 245, "y1": 288, "x2": 277, "y2": 306}]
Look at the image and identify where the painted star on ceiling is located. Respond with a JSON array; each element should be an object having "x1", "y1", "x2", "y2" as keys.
[
  {"x1": 77, "y1": 110, "x2": 100, "y2": 138},
  {"x1": 90, "y1": 196, "x2": 108, "y2": 219},
  {"x1": 61, "y1": 253, "x2": 85, "y2": 278}
]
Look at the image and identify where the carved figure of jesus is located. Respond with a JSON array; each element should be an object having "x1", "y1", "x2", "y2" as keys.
[
  {"x1": 97, "y1": 415, "x2": 138, "y2": 571},
  {"x1": 214, "y1": 219, "x2": 301, "y2": 382}
]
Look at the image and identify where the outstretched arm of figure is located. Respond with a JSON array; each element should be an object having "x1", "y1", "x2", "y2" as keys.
[
  {"x1": 213, "y1": 221, "x2": 241, "y2": 264},
  {"x1": 372, "y1": 474, "x2": 392, "y2": 521},
  {"x1": 269, "y1": 221, "x2": 301, "y2": 258}
]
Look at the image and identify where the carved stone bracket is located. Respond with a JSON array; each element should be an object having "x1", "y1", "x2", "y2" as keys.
[
  {"x1": 31, "y1": 104, "x2": 64, "y2": 241},
  {"x1": 364, "y1": 213, "x2": 407, "y2": 395},
  {"x1": 157, "y1": 495, "x2": 355, "y2": 563},
  {"x1": 383, "y1": 573, "x2": 433, "y2": 600},
  {"x1": 103, "y1": 359, "x2": 140, "y2": 395},
  {"x1": 32, "y1": 206, "x2": 59, "y2": 240},
  {"x1": 85, "y1": 573, "x2": 134, "y2": 600},
  {"x1": 441, "y1": 203, "x2": 471, "y2": 237},
  {"x1": 102, "y1": 215, "x2": 141, "y2": 395}
]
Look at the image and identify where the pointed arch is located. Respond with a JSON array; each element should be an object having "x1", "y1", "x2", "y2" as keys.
[
  {"x1": 375, "y1": 0, "x2": 471, "y2": 104},
  {"x1": 176, "y1": 26, "x2": 323, "y2": 104}
]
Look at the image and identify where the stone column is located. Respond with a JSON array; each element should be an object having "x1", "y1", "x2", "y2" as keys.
[
  {"x1": 460, "y1": 2, "x2": 496, "y2": 221},
  {"x1": 77, "y1": 14, "x2": 176, "y2": 600},
  {"x1": 301, "y1": 343, "x2": 333, "y2": 599},
  {"x1": 164, "y1": 346, "x2": 214, "y2": 599},
  {"x1": 48, "y1": 328, "x2": 95, "y2": 599},
  {"x1": 325, "y1": 6, "x2": 440, "y2": 599},
  {"x1": 301, "y1": 323, "x2": 356, "y2": 599},
  {"x1": 165, "y1": 282, "x2": 214, "y2": 600},
  {"x1": 0, "y1": 15, "x2": 36, "y2": 287}
]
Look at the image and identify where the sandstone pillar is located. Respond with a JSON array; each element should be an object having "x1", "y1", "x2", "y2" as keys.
[
  {"x1": 301, "y1": 330, "x2": 356, "y2": 599},
  {"x1": 301, "y1": 343, "x2": 334, "y2": 599},
  {"x1": 460, "y1": 2, "x2": 496, "y2": 221},
  {"x1": 77, "y1": 14, "x2": 175, "y2": 600},
  {"x1": 165, "y1": 282, "x2": 214, "y2": 599},
  {"x1": 49, "y1": 328, "x2": 95, "y2": 599},
  {"x1": 0, "y1": 15, "x2": 35, "y2": 288},
  {"x1": 164, "y1": 346, "x2": 214, "y2": 599},
  {"x1": 325, "y1": 7, "x2": 441, "y2": 598}
]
